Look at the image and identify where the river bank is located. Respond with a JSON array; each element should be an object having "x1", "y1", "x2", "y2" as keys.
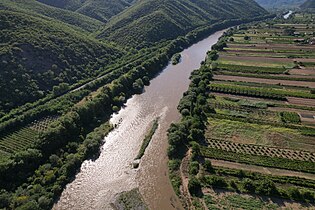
[{"x1": 54, "y1": 30, "x2": 226, "y2": 210}]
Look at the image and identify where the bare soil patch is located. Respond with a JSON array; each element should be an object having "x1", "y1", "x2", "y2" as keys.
[
  {"x1": 287, "y1": 97, "x2": 315, "y2": 107},
  {"x1": 228, "y1": 43, "x2": 315, "y2": 51},
  {"x1": 289, "y1": 68, "x2": 315, "y2": 75},
  {"x1": 221, "y1": 71, "x2": 315, "y2": 79},
  {"x1": 213, "y1": 75, "x2": 315, "y2": 88},
  {"x1": 268, "y1": 106, "x2": 315, "y2": 116},
  {"x1": 180, "y1": 149, "x2": 193, "y2": 209},
  {"x1": 220, "y1": 55, "x2": 292, "y2": 63}
]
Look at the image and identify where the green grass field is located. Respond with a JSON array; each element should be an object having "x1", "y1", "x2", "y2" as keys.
[{"x1": 206, "y1": 117, "x2": 315, "y2": 151}]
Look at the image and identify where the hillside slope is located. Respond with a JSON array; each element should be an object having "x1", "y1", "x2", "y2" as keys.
[
  {"x1": 97, "y1": 0, "x2": 268, "y2": 47},
  {"x1": 255, "y1": 0, "x2": 305, "y2": 9},
  {"x1": 0, "y1": 10, "x2": 123, "y2": 114},
  {"x1": 0, "y1": 0, "x2": 102, "y2": 32},
  {"x1": 300, "y1": 0, "x2": 315, "y2": 8},
  {"x1": 37, "y1": 0, "x2": 132, "y2": 22}
]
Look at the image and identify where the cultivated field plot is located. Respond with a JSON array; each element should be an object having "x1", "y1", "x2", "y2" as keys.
[
  {"x1": 30, "y1": 115, "x2": 59, "y2": 132},
  {"x1": 289, "y1": 68, "x2": 315, "y2": 75},
  {"x1": 206, "y1": 118, "x2": 315, "y2": 152},
  {"x1": 0, "y1": 115, "x2": 58, "y2": 158},
  {"x1": 206, "y1": 138, "x2": 315, "y2": 162},
  {"x1": 213, "y1": 74, "x2": 315, "y2": 88},
  {"x1": 0, "y1": 127, "x2": 38, "y2": 155},
  {"x1": 188, "y1": 13, "x2": 315, "y2": 209}
]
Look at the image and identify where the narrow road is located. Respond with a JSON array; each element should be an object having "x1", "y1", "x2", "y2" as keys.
[{"x1": 180, "y1": 149, "x2": 193, "y2": 210}]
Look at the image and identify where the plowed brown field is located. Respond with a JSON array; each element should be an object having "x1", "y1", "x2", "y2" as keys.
[{"x1": 213, "y1": 75, "x2": 315, "y2": 88}]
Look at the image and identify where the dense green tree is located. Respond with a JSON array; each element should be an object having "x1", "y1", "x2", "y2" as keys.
[{"x1": 188, "y1": 177, "x2": 202, "y2": 196}]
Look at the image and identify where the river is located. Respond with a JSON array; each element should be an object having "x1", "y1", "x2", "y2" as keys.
[{"x1": 53, "y1": 29, "x2": 225, "y2": 210}]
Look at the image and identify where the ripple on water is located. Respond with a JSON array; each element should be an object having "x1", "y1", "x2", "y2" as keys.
[{"x1": 54, "y1": 29, "x2": 226, "y2": 210}]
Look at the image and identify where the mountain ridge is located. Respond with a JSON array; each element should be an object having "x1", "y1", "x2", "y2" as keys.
[
  {"x1": 37, "y1": 0, "x2": 132, "y2": 22},
  {"x1": 97, "y1": 0, "x2": 268, "y2": 47},
  {"x1": 0, "y1": 9, "x2": 123, "y2": 114},
  {"x1": 300, "y1": 0, "x2": 315, "y2": 8}
]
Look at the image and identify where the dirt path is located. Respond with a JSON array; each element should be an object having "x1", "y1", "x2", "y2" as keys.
[
  {"x1": 268, "y1": 107, "x2": 315, "y2": 125},
  {"x1": 210, "y1": 159, "x2": 315, "y2": 180},
  {"x1": 217, "y1": 71, "x2": 315, "y2": 79},
  {"x1": 289, "y1": 68, "x2": 315, "y2": 75},
  {"x1": 220, "y1": 55, "x2": 292, "y2": 63},
  {"x1": 228, "y1": 43, "x2": 315, "y2": 50},
  {"x1": 287, "y1": 97, "x2": 315, "y2": 107},
  {"x1": 180, "y1": 149, "x2": 193, "y2": 210},
  {"x1": 268, "y1": 107, "x2": 315, "y2": 115},
  {"x1": 221, "y1": 55, "x2": 315, "y2": 63},
  {"x1": 213, "y1": 75, "x2": 315, "y2": 88}
]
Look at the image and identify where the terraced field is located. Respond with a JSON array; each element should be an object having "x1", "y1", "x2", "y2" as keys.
[
  {"x1": 178, "y1": 13, "x2": 315, "y2": 209},
  {"x1": 0, "y1": 116, "x2": 58, "y2": 159},
  {"x1": 207, "y1": 138, "x2": 315, "y2": 162}
]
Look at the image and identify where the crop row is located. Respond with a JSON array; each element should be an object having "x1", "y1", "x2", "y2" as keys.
[
  {"x1": 200, "y1": 146, "x2": 315, "y2": 174},
  {"x1": 216, "y1": 63, "x2": 286, "y2": 74},
  {"x1": 210, "y1": 83, "x2": 285, "y2": 100},
  {"x1": 30, "y1": 115, "x2": 59, "y2": 132},
  {"x1": 210, "y1": 83, "x2": 315, "y2": 100},
  {"x1": 215, "y1": 71, "x2": 315, "y2": 82},
  {"x1": 0, "y1": 128, "x2": 37, "y2": 154},
  {"x1": 209, "y1": 102, "x2": 273, "y2": 116},
  {"x1": 207, "y1": 138, "x2": 315, "y2": 162}
]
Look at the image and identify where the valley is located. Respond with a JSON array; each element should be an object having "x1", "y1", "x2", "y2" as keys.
[
  {"x1": 1, "y1": 0, "x2": 315, "y2": 209},
  {"x1": 0, "y1": 0, "x2": 271, "y2": 209}
]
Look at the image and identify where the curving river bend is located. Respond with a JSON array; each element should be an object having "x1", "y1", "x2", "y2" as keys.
[{"x1": 54, "y1": 30, "x2": 225, "y2": 210}]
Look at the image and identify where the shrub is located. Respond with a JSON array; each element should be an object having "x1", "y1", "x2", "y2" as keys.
[
  {"x1": 242, "y1": 178, "x2": 255, "y2": 193},
  {"x1": 189, "y1": 161, "x2": 200, "y2": 175},
  {"x1": 256, "y1": 179, "x2": 278, "y2": 196},
  {"x1": 203, "y1": 159, "x2": 213, "y2": 172},
  {"x1": 280, "y1": 111, "x2": 301, "y2": 124},
  {"x1": 168, "y1": 159, "x2": 181, "y2": 171},
  {"x1": 188, "y1": 177, "x2": 202, "y2": 196},
  {"x1": 204, "y1": 175, "x2": 228, "y2": 188}
]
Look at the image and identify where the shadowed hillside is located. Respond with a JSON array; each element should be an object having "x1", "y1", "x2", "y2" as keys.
[
  {"x1": 97, "y1": 0, "x2": 268, "y2": 47},
  {"x1": 300, "y1": 0, "x2": 315, "y2": 8},
  {"x1": 0, "y1": 10, "x2": 123, "y2": 114},
  {"x1": 37, "y1": 0, "x2": 132, "y2": 22},
  {"x1": 0, "y1": 0, "x2": 103, "y2": 32}
]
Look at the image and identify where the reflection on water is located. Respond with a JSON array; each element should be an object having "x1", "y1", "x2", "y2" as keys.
[{"x1": 54, "y1": 30, "x2": 225, "y2": 210}]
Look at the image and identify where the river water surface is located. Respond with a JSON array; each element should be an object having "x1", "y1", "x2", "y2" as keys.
[{"x1": 54, "y1": 30, "x2": 225, "y2": 210}]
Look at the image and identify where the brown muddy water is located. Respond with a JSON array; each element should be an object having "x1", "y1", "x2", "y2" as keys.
[{"x1": 53, "y1": 30, "x2": 225, "y2": 210}]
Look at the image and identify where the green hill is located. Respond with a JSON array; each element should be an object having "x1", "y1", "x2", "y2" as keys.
[
  {"x1": 0, "y1": 10, "x2": 123, "y2": 114},
  {"x1": 0, "y1": 0, "x2": 103, "y2": 32},
  {"x1": 97, "y1": 0, "x2": 268, "y2": 47},
  {"x1": 0, "y1": 0, "x2": 270, "y2": 115},
  {"x1": 37, "y1": 0, "x2": 132, "y2": 22},
  {"x1": 300, "y1": 0, "x2": 315, "y2": 8}
]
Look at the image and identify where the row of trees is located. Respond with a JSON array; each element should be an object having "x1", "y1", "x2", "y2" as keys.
[{"x1": 168, "y1": 43, "x2": 221, "y2": 198}]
